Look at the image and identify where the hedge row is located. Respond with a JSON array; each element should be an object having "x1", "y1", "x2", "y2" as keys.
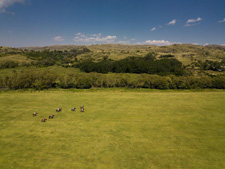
[{"x1": 0, "y1": 71, "x2": 224, "y2": 90}]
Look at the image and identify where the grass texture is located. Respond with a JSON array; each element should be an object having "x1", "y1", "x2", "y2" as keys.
[{"x1": 0, "y1": 90, "x2": 225, "y2": 169}]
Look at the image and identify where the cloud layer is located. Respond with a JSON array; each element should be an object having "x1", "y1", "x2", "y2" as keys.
[
  {"x1": 0, "y1": 0, "x2": 25, "y2": 13},
  {"x1": 73, "y1": 33, "x2": 117, "y2": 43}
]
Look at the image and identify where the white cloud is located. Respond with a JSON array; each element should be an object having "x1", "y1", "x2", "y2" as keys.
[
  {"x1": 117, "y1": 40, "x2": 131, "y2": 44},
  {"x1": 221, "y1": 44, "x2": 225, "y2": 46},
  {"x1": 150, "y1": 27, "x2": 156, "y2": 31},
  {"x1": 185, "y1": 17, "x2": 202, "y2": 26},
  {"x1": 184, "y1": 17, "x2": 202, "y2": 26},
  {"x1": 192, "y1": 43, "x2": 199, "y2": 45},
  {"x1": 54, "y1": 36, "x2": 64, "y2": 42},
  {"x1": 203, "y1": 43, "x2": 209, "y2": 46},
  {"x1": 138, "y1": 40, "x2": 180, "y2": 46},
  {"x1": 187, "y1": 17, "x2": 202, "y2": 23},
  {"x1": 0, "y1": 0, "x2": 25, "y2": 13},
  {"x1": 73, "y1": 33, "x2": 117, "y2": 44},
  {"x1": 168, "y1": 19, "x2": 176, "y2": 25},
  {"x1": 218, "y1": 18, "x2": 225, "y2": 23},
  {"x1": 116, "y1": 38, "x2": 136, "y2": 44},
  {"x1": 144, "y1": 40, "x2": 172, "y2": 46}
]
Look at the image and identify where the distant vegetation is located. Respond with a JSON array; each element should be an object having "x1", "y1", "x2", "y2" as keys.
[
  {"x1": 0, "y1": 44, "x2": 225, "y2": 90},
  {"x1": 25, "y1": 48, "x2": 91, "y2": 67},
  {"x1": 200, "y1": 60, "x2": 225, "y2": 71}
]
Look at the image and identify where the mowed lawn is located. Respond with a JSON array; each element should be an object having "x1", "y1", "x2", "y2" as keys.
[{"x1": 0, "y1": 90, "x2": 225, "y2": 169}]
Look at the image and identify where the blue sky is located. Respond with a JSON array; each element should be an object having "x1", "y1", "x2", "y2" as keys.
[{"x1": 0, "y1": 0, "x2": 225, "y2": 47}]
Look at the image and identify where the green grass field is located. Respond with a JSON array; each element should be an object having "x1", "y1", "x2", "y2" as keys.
[
  {"x1": 0, "y1": 65, "x2": 81, "y2": 76},
  {"x1": 0, "y1": 89, "x2": 225, "y2": 169},
  {"x1": 0, "y1": 54, "x2": 34, "y2": 64}
]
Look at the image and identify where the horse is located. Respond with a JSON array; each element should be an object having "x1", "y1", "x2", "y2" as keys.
[
  {"x1": 33, "y1": 112, "x2": 38, "y2": 117},
  {"x1": 56, "y1": 108, "x2": 62, "y2": 112},
  {"x1": 41, "y1": 118, "x2": 47, "y2": 122},
  {"x1": 80, "y1": 108, "x2": 84, "y2": 112},
  {"x1": 49, "y1": 114, "x2": 55, "y2": 119},
  {"x1": 71, "y1": 108, "x2": 76, "y2": 111}
]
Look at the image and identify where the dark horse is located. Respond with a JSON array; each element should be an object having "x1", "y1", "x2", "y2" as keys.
[
  {"x1": 80, "y1": 105, "x2": 85, "y2": 112},
  {"x1": 33, "y1": 112, "x2": 38, "y2": 117},
  {"x1": 71, "y1": 108, "x2": 76, "y2": 111},
  {"x1": 56, "y1": 108, "x2": 62, "y2": 112},
  {"x1": 49, "y1": 114, "x2": 55, "y2": 119}
]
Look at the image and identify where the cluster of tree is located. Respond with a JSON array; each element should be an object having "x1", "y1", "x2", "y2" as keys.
[
  {"x1": 0, "y1": 47, "x2": 91, "y2": 68},
  {"x1": 0, "y1": 47, "x2": 24, "y2": 56},
  {"x1": 79, "y1": 53, "x2": 184, "y2": 76},
  {"x1": 25, "y1": 48, "x2": 91, "y2": 66},
  {"x1": 200, "y1": 60, "x2": 225, "y2": 71},
  {"x1": 0, "y1": 71, "x2": 224, "y2": 90}
]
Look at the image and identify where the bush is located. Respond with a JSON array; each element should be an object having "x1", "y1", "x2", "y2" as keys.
[
  {"x1": 0, "y1": 61, "x2": 19, "y2": 69},
  {"x1": 212, "y1": 76, "x2": 225, "y2": 89}
]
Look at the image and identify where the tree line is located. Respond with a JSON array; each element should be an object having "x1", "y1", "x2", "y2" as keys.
[
  {"x1": 0, "y1": 70, "x2": 224, "y2": 90},
  {"x1": 79, "y1": 53, "x2": 185, "y2": 76}
]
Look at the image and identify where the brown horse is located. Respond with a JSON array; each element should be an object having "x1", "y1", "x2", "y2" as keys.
[
  {"x1": 41, "y1": 118, "x2": 47, "y2": 122},
  {"x1": 80, "y1": 105, "x2": 85, "y2": 112}
]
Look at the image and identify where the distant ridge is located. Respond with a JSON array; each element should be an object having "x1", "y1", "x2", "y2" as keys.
[{"x1": 16, "y1": 43, "x2": 225, "y2": 51}]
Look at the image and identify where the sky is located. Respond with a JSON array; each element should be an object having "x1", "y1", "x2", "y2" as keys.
[{"x1": 0, "y1": 0, "x2": 225, "y2": 47}]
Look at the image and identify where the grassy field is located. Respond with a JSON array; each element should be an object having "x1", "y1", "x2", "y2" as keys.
[
  {"x1": 0, "y1": 54, "x2": 34, "y2": 64},
  {"x1": 0, "y1": 65, "x2": 80, "y2": 76},
  {"x1": 0, "y1": 89, "x2": 225, "y2": 169}
]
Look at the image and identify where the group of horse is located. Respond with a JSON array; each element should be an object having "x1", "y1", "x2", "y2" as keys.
[{"x1": 32, "y1": 105, "x2": 85, "y2": 122}]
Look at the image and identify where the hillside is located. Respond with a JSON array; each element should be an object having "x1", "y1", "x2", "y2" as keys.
[
  {"x1": 0, "y1": 44, "x2": 225, "y2": 90},
  {"x1": 1, "y1": 44, "x2": 225, "y2": 77},
  {"x1": 18, "y1": 44, "x2": 225, "y2": 65}
]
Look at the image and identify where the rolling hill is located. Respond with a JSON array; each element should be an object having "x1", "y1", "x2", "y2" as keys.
[{"x1": 16, "y1": 44, "x2": 225, "y2": 65}]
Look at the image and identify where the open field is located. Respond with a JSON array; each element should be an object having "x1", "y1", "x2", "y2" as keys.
[{"x1": 0, "y1": 90, "x2": 225, "y2": 169}]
